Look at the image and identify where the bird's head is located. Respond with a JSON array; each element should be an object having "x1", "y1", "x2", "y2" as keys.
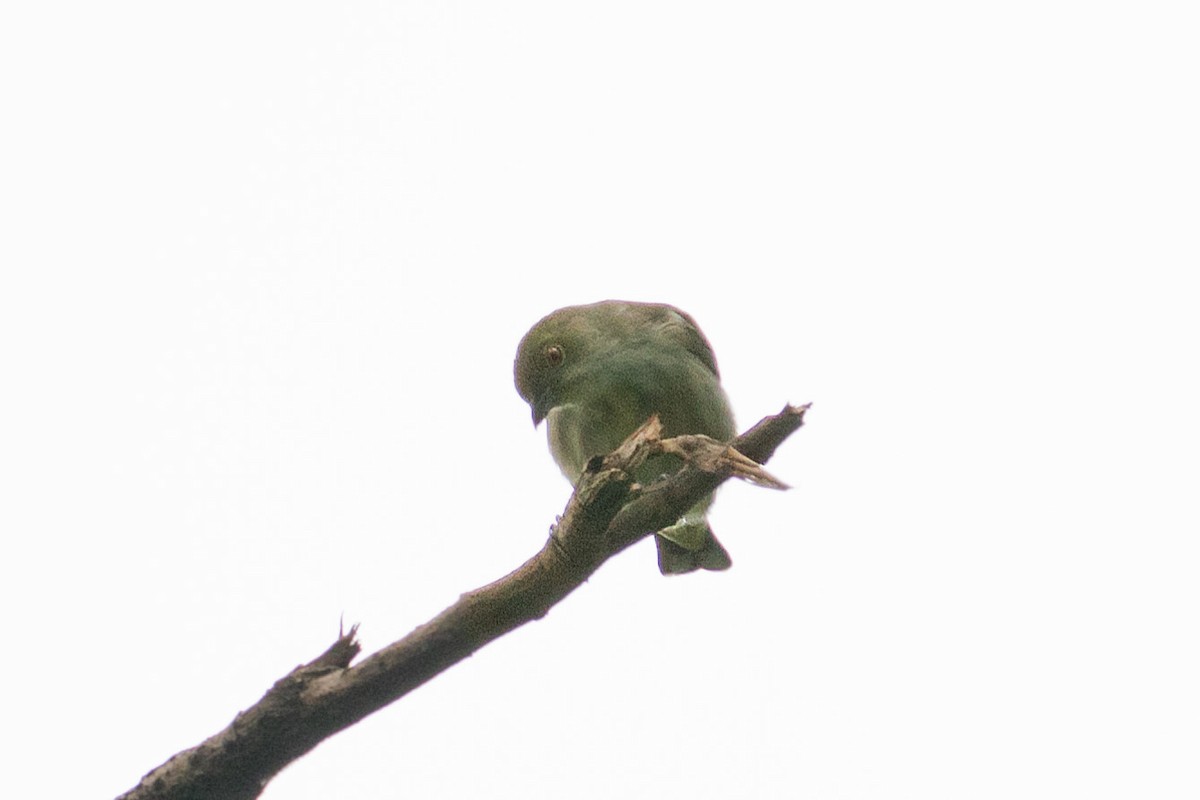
[{"x1": 513, "y1": 305, "x2": 598, "y2": 426}]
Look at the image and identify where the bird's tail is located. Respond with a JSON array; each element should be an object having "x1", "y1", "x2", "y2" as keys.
[{"x1": 655, "y1": 516, "x2": 732, "y2": 575}]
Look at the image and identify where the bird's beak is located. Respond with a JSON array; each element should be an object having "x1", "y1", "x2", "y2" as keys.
[{"x1": 531, "y1": 399, "x2": 549, "y2": 428}]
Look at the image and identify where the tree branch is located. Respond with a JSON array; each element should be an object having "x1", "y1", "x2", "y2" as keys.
[{"x1": 116, "y1": 403, "x2": 810, "y2": 800}]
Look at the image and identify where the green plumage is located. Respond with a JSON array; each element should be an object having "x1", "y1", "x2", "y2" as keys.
[{"x1": 514, "y1": 300, "x2": 736, "y2": 574}]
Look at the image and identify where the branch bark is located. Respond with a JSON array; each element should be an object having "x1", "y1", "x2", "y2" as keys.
[{"x1": 117, "y1": 403, "x2": 810, "y2": 800}]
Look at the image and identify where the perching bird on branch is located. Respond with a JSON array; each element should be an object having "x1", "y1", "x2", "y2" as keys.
[{"x1": 514, "y1": 300, "x2": 741, "y2": 575}]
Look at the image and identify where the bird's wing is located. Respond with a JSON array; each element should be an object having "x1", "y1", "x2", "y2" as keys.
[{"x1": 656, "y1": 305, "x2": 721, "y2": 378}]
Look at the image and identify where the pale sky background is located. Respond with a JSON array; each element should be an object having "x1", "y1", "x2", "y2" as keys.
[{"x1": 2, "y1": 3, "x2": 1197, "y2": 799}]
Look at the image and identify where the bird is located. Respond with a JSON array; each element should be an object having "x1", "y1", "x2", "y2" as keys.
[{"x1": 514, "y1": 299, "x2": 737, "y2": 574}]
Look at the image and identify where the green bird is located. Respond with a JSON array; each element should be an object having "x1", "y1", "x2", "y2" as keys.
[{"x1": 514, "y1": 300, "x2": 737, "y2": 574}]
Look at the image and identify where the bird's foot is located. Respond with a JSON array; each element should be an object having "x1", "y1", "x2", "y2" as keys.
[{"x1": 658, "y1": 435, "x2": 789, "y2": 490}]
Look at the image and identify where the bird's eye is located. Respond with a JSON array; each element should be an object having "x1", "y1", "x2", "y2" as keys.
[{"x1": 544, "y1": 345, "x2": 564, "y2": 366}]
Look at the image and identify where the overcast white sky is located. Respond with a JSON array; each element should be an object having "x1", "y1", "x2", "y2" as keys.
[{"x1": 2, "y1": 2, "x2": 1197, "y2": 798}]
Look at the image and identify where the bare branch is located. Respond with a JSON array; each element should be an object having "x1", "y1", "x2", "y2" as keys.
[{"x1": 116, "y1": 403, "x2": 809, "y2": 800}]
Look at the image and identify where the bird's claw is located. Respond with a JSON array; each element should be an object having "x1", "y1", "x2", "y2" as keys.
[
  {"x1": 718, "y1": 445, "x2": 790, "y2": 490},
  {"x1": 658, "y1": 435, "x2": 789, "y2": 490}
]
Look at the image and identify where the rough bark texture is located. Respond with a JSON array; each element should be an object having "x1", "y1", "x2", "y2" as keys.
[{"x1": 117, "y1": 403, "x2": 809, "y2": 800}]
